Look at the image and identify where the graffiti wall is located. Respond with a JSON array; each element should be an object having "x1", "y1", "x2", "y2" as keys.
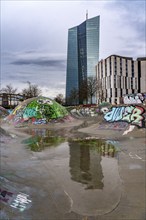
[
  {"x1": 123, "y1": 93, "x2": 145, "y2": 104},
  {"x1": 70, "y1": 107, "x2": 98, "y2": 117},
  {"x1": 104, "y1": 105, "x2": 145, "y2": 128}
]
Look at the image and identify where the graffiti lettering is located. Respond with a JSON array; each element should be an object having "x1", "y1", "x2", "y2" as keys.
[
  {"x1": 104, "y1": 106, "x2": 145, "y2": 127},
  {"x1": 123, "y1": 93, "x2": 145, "y2": 104},
  {"x1": 10, "y1": 193, "x2": 32, "y2": 212},
  {"x1": 71, "y1": 107, "x2": 98, "y2": 117}
]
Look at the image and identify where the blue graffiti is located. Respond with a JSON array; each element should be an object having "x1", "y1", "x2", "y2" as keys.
[{"x1": 104, "y1": 106, "x2": 145, "y2": 127}]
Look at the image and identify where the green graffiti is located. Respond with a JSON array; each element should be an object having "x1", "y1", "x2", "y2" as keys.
[{"x1": 11, "y1": 97, "x2": 69, "y2": 122}]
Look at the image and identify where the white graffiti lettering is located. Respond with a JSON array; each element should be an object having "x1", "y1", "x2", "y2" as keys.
[
  {"x1": 10, "y1": 193, "x2": 32, "y2": 212},
  {"x1": 123, "y1": 93, "x2": 145, "y2": 104}
]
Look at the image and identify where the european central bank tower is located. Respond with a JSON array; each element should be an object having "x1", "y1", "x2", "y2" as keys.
[{"x1": 66, "y1": 15, "x2": 100, "y2": 105}]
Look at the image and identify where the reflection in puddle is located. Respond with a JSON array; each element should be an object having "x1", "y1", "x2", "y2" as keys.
[
  {"x1": 69, "y1": 139, "x2": 118, "y2": 190},
  {"x1": 21, "y1": 130, "x2": 121, "y2": 216},
  {"x1": 69, "y1": 141, "x2": 103, "y2": 190},
  {"x1": 48, "y1": 140, "x2": 122, "y2": 216},
  {"x1": 22, "y1": 135, "x2": 65, "y2": 152}
]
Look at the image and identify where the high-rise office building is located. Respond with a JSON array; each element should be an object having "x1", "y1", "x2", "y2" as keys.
[{"x1": 66, "y1": 15, "x2": 100, "y2": 105}]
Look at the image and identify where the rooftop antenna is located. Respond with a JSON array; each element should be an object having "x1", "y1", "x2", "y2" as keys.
[{"x1": 86, "y1": 10, "x2": 88, "y2": 20}]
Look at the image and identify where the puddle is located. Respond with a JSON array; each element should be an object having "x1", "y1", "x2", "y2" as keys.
[
  {"x1": 21, "y1": 132, "x2": 122, "y2": 216},
  {"x1": 45, "y1": 140, "x2": 122, "y2": 216}
]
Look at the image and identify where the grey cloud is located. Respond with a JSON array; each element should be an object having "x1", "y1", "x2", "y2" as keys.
[
  {"x1": 105, "y1": 0, "x2": 144, "y2": 11},
  {"x1": 116, "y1": 48, "x2": 143, "y2": 58},
  {"x1": 3, "y1": 65, "x2": 66, "y2": 89},
  {"x1": 10, "y1": 58, "x2": 66, "y2": 70},
  {"x1": 24, "y1": 50, "x2": 38, "y2": 54},
  {"x1": 105, "y1": 1, "x2": 145, "y2": 40}
]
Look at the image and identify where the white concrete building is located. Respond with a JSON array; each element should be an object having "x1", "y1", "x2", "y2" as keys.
[{"x1": 96, "y1": 55, "x2": 146, "y2": 104}]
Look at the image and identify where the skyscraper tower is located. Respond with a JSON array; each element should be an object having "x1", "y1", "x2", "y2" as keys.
[{"x1": 66, "y1": 15, "x2": 100, "y2": 105}]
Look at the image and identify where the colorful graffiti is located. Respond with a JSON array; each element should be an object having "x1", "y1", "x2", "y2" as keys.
[
  {"x1": 6, "y1": 97, "x2": 69, "y2": 125},
  {"x1": 104, "y1": 106, "x2": 145, "y2": 127},
  {"x1": 123, "y1": 93, "x2": 145, "y2": 104},
  {"x1": 70, "y1": 107, "x2": 98, "y2": 117}
]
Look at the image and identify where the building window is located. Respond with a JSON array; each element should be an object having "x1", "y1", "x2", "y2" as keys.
[
  {"x1": 101, "y1": 62, "x2": 103, "y2": 78},
  {"x1": 125, "y1": 77, "x2": 127, "y2": 89},
  {"x1": 126, "y1": 60, "x2": 128, "y2": 76},
  {"x1": 114, "y1": 57, "x2": 117, "y2": 75},
  {"x1": 132, "y1": 61, "x2": 134, "y2": 77},
  {"x1": 115, "y1": 88, "x2": 117, "y2": 97},
  {"x1": 110, "y1": 57, "x2": 112, "y2": 74},
  {"x1": 123, "y1": 76, "x2": 125, "y2": 89},
  {"x1": 120, "y1": 58, "x2": 122, "y2": 75},
  {"x1": 109, "y1": 76, "x2": 111, "y2": 88},
  {"x1": 117, "y1": 76, "x2": 121, "y2": 88},
  {"x1": 105, "y1": 59, "x2": 107, "y2": 76},
  {"x1": 114, "y1": 75, "x2": 116, "y2": 88},
  {"x1": 128, "y1": 77, "x2": 130, "y2": 88},
  {"x1": 135, "y1": 78, "x2": 137, "y2": 90},
  {"x1": 110, "y1": 88, "x2": 112, "y2": 97},
  {"x1": 131, "y1": 78, "x2": 133, "y2": 89}
]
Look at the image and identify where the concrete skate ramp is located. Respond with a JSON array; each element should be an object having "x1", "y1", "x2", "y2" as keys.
[
  {"x1": 0, "y1": 106, "x2": 8, "y2": 118},
  {"x1": 6, "y1": 96, "x2": 69, "y2": 125}
]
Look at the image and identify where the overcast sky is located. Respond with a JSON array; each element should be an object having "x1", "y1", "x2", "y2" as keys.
[{"x1": 1, "y1": 0, "x2": 145, "y2": 98}]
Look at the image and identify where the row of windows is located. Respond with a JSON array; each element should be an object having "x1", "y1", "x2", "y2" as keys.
[
  {"x1": 98, "y1": 58, "x2": 135, "y2": 77},
  {"x1": 103, "y1": 88, "x2": 137, "y2": 99},
  {"x1": 101, "y1": 76, "x2": 138, "y2": 90}
]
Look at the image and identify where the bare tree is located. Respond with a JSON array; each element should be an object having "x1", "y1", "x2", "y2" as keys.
[
  {"x1": 21, "y1": 81, "x2": 42, "y2": 98},
  {"x1": 79, "y1": 79, "x2": 88, "y2": 104},
  {"x1": 66, "y1": 88, "x2": 79, "y2": 106},
  {"x1": 86, "y1": 77, "x2": 106, "y2": 104},
  {"x1": 0, "y1": 84, "x2": 17, "y2": 107},
  {"x1": 86, "y1": 77, "x2": 99, "y2": 104},
  {"x1": 97, "y1": 79, "x2": 105, "y2": 104},
  {"x1": 54, "y1": 93, "x2": 65, "y2": 105},
  {"x1": 0, "y1": 84, "x2": 17, "y2": 94}
]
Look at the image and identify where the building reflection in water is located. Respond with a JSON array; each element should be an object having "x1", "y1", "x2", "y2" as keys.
[{"x1": 69, "y1": 139, "x2": 116, "y2": 190}]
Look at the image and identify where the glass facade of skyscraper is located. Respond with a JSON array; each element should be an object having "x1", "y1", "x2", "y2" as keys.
[
  {"x1": 66, "y1": 27, "x2": 78, "y2": 104},
  {"x1": 66, "y1": 16, "x2": 100, "y2": 105}
]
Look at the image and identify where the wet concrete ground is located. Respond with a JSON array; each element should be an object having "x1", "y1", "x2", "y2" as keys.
[{"x1": 0, "y1": 124, "x2": 146, "y2": 220}]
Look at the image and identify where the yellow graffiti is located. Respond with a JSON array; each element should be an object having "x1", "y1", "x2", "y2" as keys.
[{"x1": 12, "y1": 105, "x2": 22, "y2": 115}]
